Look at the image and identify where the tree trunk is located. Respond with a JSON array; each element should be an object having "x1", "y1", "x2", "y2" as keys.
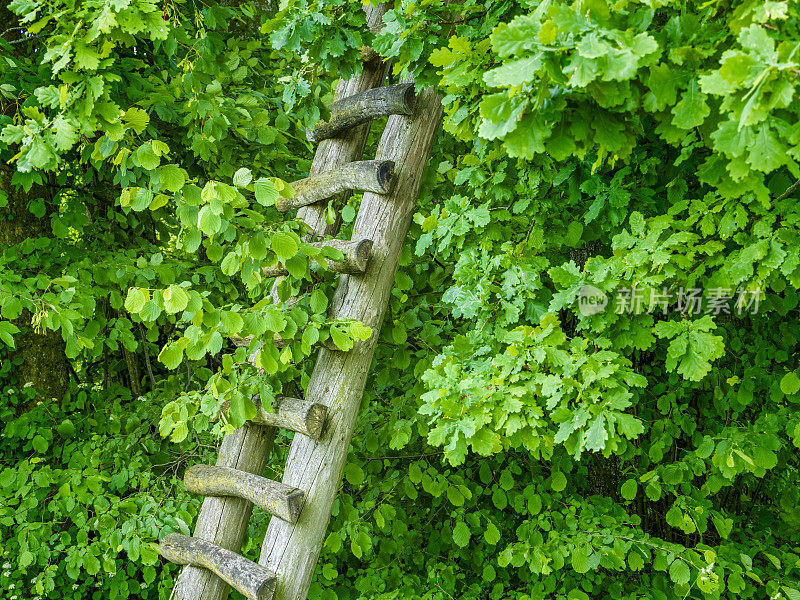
[
  {"x1": 0, "y1": 6, "x2": 69, "y2": 405},
  {"x1": 0, "y1": 164, "x2": 69, "y2": 404}
]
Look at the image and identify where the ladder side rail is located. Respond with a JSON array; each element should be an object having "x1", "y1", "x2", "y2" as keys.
[
  {"x1": 257, "y1": 84, "x2": 443, "y2": 600},
  {"x1": 172, "y1": 5, "x2": 391, "y2": 599}
]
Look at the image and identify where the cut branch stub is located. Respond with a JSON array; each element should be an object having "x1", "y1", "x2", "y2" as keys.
[
  {"x1": 261, "y1": 238, "x2": 374, "y2": 279},
  {"x1": 159, "y1": 533, "x2": 276, "y2": 600},
  {"x1": 307, "y1": 83, "x2": 416, "y2": 143},
  {"x1": 275, "y1": 160, "x2": 395, "y2": 212},
  {"x1": 184, "y1": 465, "x2": 305, "y2": 523}
]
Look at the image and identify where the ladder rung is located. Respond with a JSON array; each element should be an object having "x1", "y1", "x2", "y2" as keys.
[
  {"x1": 306, "y1": 83, "x2": 414, "y2": 143},
  {"x1": 232, "y1": 331, "x2": 341, "y2": 353},
  {"x1": 262, "y1": 238, "x2": 374, "y2": 278},
  {"x1": 184, "y1": 465, "x2": 305, "y2": 523},
  {"x1": 216, "y1": 395, "x2": 327, "y2": 439},
  {"x1": 159, "y1": 533, "x2": 276, "y2": 600},
  {"x1": 276, "y1": 160, "x2": 395, "y2": 212},
  {"x1": 307, "y1": 83, "x2": 415, "y2": 143},
  {"x1": 253, "y1": 396, "x2": 327, "y2": 440}
]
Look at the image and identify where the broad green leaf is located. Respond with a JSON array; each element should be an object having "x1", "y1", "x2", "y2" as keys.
[
  {"x1": 669, "y1": 560, "x2": 690, "y2": 585},
  {"x1": 344, "y1": 464, "x2": 364, "y2": 486},
  {"x1": 309, "y1": 289, "x2": 328, "y2": 314},
  {"x1": 220, "y1": 251, "x2": 240, "y2": 275},
  {"x1": 136, "y1": 142, "x2": 160, "y2": 170},
  {"x1": 330, "y1": 327, "x2": 353, "y2": 351},
  {"x1": 233, "y1": 167, "x2": 253, "y2": 187},
  {"x1": 621, "y1": 479, "x2": 637, "y2": 500},
  {"x1": 198, "y1": 205, "x2": 222, "y2": 235},
  {"x1": 140, "y1": 300, "x2": 162, "y2": 322},
  {"x1": 219, "y1": 311, "x2": 244, "y2": 334},
  {"x1": 125, "y1": 288, "x2": 148, "y2": 313},
  {"x1": 747, "y1": 126, "x2": 785, "y2": 173},
  {"x1": 584, "y1": 415, "x2": 608, "y2": 451},
  {"x1": 162, "y1": 285, "x2": 189, "y2": 314},
  {"x1": 452, "y1": 521, "x2": 471, "y2": 547},
  {"x1": 271, "y1": 232, "x2": 298, "y2": 261},
  {"x1": 160, "y1": 165, "x2": 186, "y2": 192},
  {"x1": 780, "y1": 371, "x2": 800, "y2": 395},
  {"x1": 254, "y1": 178, "x2": 279, "y2": 206},
  {"x1": 32, "y1": 434, "x2": 48, "y2": 453},
  {"x1": 158, "y1": 343, "x2": 184, "y2": 369},
  {"x1": 551, "y1": 471, "x2": 567, "y2": 492},
  {"x1": 484, "y1": 521, "x2": 501, "y2": 544},
  {"x1": 571, "y1": 547, "x2": 591, "y2": 573},
  {"x1": 123, "y1": 107, "x2": 149, "y2": 133},
  {"x1": 19, "y1": 550, "x2": 35, "y2": 569},
  {"x1": 672, "y1": 80, "x2": 710, "y2": 130}
]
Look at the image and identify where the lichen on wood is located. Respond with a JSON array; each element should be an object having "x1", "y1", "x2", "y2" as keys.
[
  {"x1": 184, "y1": 465, "x2": 305, "y2": 523},
  {"x1": 307, "y1": 83, "x2": 416, "y2": 143},
  {"x1": 261, "y1": 238, "x2": 374, "y2": 278},
  {"x1": 216, "y1": 395, "x2": 327, "y2": 439},
  {"x1": 159, "y1": 533, "x2": 276, "y2": 600},
  {"x1": 276, "y1": 160, "x2": 395, "y2": 212}
]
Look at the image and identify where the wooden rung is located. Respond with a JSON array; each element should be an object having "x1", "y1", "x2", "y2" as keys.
[
  {"x1": 159, "y1": 533, "x2": 276, "y2": 600},
  {"x1": 262, "y1": 238, "x2": 374, "y2": 279},
  {"x1": 216, "y1": 396, "x2": 327, "y2": 439},
  {"x1": 184, "y1": 465, "x2": 305, "y2": 523},
  {"x1": 253, "y1": 396, "x2": 327, "y2": 440},
  {"x1": 307, "y1": 83, "x2": 415, "y2": 143},
  {"x1": 232, "y1": 331, "x2": 340, "y2": 353},
  {"x1": 276, "y1": 160, "x2": 395, "y2": 212}
]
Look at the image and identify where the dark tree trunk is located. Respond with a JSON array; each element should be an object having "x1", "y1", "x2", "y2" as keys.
[
  {"x1": 1, "y1": 0, "x2": 71, "y2": 408},
  {"x1": 0, "y1": 9, "x2": 69, "y2": 404},
  {"x1": 0, "y1": 166, "x2": 69, "y2": 403}
]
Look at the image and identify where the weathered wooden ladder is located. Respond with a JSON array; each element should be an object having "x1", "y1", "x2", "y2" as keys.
[{"x1": 158, "y1": 6, "x2": 442, "y2": 600}]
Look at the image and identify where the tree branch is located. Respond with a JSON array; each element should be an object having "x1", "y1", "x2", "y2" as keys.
[{"x1": 775, "y1": 178, "x2": 800, "y2": 202}]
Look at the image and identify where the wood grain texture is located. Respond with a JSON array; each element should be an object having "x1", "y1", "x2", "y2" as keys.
[
  {"x1": 257, "y1": 84, "x2": 443, "y2": 600},
  {"x1": 294, "y1": 3, "x2": 392, "y2": 241},
  {"x1": 160, "y1": 534, "x2": 276, "y2": 600},
  {"x1": 171, "y1": 5, "x2": 392, "y2": 599},
  {"x1": 184, "y1": 465, "x2": 305, "y2": 523},
  {"x1": 276, "y1": 160, "x2": 395, "y2": 212}
]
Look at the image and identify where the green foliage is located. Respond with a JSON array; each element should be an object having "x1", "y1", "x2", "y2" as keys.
[
  {"x1": 0, "y1": 382, "x2": 194, "y2": 599},
  {"x1": 2, "y1": 0, "x2": 800, "y2": 599}
]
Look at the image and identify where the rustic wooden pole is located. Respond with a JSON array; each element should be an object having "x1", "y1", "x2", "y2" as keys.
[
  {"x1": 170, "y1": 5, "x2": 392, "y2": 599},
  {"x1": 160, "y1": 534, "x2": 276, "y2": 600},
  {"x1": 184, "y1": 465, "x2": 305, "y2": 523},
  {"x1": 275, "y1": 160, "x2": 395, "y2": 212},
  {"x1": 173, "y1": 425, "x2": 276, "y2": 600},
  {"x1": 257, "y1": 83, "x2": 443, "y2": 600}
]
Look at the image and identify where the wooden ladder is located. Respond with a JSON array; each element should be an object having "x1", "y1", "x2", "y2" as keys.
[{"x1": 158, "y1": 7, "x2": 443, "y2": 600}]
